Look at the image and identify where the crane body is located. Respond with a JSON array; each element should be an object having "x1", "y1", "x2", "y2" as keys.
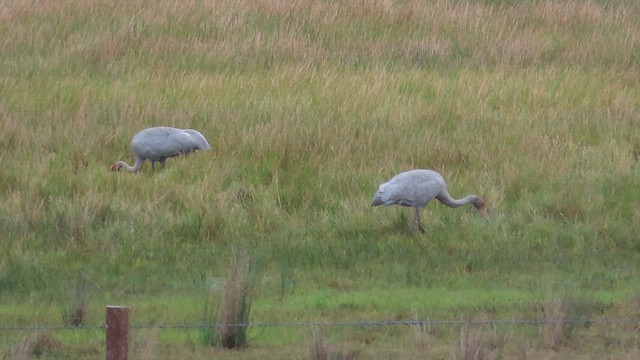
[
  {"x1": 371, "y1": 169, "x2": 489, "y2": 233},
  {"x1": 111, "y1": 127, "x2": 211, "y2": 173}
]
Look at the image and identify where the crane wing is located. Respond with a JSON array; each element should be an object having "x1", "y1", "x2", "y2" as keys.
[
  {"x1": 132, "y1": 127, "x2": 201, "y2": 161},
  {"x1": 372, "y1": 170, "x2": 444, "y2": 207}
]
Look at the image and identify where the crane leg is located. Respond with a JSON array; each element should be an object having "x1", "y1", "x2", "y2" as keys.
[{"x1": 414, "y1": 208, "x2": 426, "y2": 234}]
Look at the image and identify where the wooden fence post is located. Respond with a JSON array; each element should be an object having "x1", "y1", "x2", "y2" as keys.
[{"x1": 106, "y1": 305, "x2": 129, "y2": 360}]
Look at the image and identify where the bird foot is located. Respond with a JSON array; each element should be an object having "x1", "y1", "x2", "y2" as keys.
[{"x1": 406, "y1": 225, "x2": 427, "y2": 235}]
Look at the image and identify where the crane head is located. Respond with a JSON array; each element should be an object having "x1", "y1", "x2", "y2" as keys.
[
  {"x1": 473, "y1": 197, "x2": 490, "y2": 221},
  {"x1": 110, "y1": 163, "x2": 120, "y2": 172}
]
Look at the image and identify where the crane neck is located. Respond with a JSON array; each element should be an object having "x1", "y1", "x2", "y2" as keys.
[
  {"x1": 436, "y1": 191, "x2": 479, "y2": 208},
  {"x1": 115, "y1": 158, "x2": 144, "y2": 173}
]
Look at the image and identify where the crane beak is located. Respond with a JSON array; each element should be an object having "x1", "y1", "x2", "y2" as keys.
[
  {"x1": 480, "y1": 208, "x2": 490, "y2": 221},
  {"x1": 371, "y1": 196, "x2": 384, "y2": 207}
]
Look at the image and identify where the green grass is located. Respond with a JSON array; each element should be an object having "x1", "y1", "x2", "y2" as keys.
[{"x1": 2, "y1": 0, "x2": 640, "y2": 358}]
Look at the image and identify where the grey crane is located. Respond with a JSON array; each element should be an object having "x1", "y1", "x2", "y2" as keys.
[
  {"x1": 111, "y1": 127, "x2": 211, "y2": 173},
  {"x1": 371, "y1": 169, "x2": 489, "y2": 233}
]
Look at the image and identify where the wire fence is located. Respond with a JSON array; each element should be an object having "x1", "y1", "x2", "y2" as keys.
[{"x1": 1, "y1": 317, "x2": 638, "y2": 332}]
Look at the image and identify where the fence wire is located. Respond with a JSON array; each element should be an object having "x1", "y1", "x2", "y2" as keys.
[{"x1": 1, "y1": 318, "x2": 638, "y2": 332}]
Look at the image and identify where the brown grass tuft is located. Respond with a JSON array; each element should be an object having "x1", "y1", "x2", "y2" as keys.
[
  {"x1": 136, "y1": 328, "x2": 160, "y2": 360},
  {"x1": 10, "y1": 333, "x2": 69, "y2": 359},
  {"x1": 309, "y1": 328, "x2": 360, "y2": 360},
  {"x1": 457, "y1": 322, "x2": 504, "y2": 360},
  {"x1": 539, "y1": 293, "x2": 601, "y2": 352},
  {"x1": 215, "y1": 247, "x2": 257, "y2": 349},
  {"x1": 409, "y1": 320, "x2": 430, "y2": 353}
]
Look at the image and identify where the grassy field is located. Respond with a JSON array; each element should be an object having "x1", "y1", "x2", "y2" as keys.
[{"x1": 1, "y1": 0, "x2": 640, "y2": 358}]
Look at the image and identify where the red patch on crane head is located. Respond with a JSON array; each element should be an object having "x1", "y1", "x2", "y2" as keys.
[
  {"x1": 110, "y1": 163, "x2": 119, "y2": 172},
  {"x1": 474, "y1": 197, "x2": 490, "y2": 221}
]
